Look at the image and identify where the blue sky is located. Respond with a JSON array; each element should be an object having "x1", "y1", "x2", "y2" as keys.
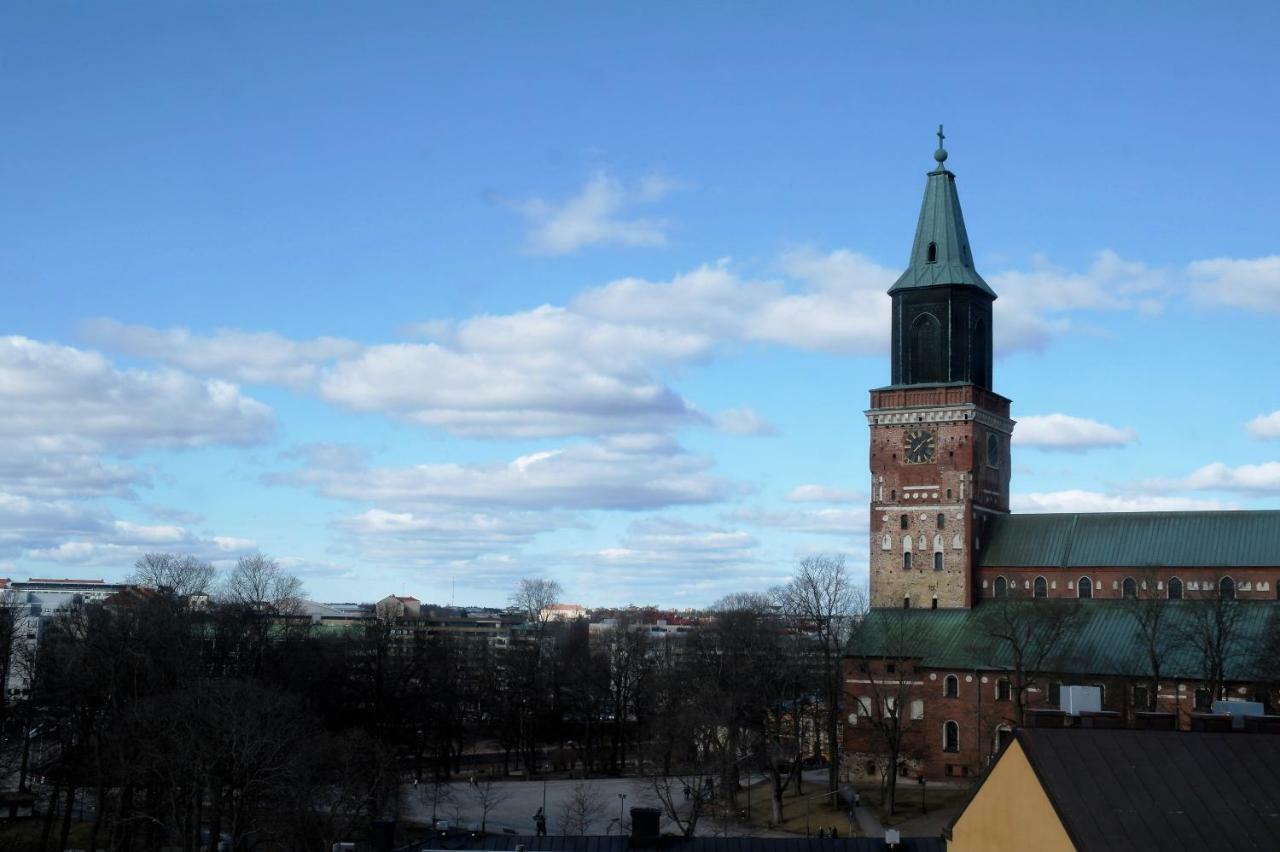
[{"x1": 3, "y1": 3, "x2": 1279, "y2": 607}]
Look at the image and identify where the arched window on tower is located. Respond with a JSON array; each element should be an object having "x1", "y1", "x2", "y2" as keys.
[
  {"x1": 933, "y1": 552, "x2": 943, "y2": 571},
  {"x1": 937, "y1": 513, "x2": 945, "y2": 529},
  {"x1": 900, "y1": 515, "x2": 909, "y2": 530},
  {"x1": 1168, "y1": 577, "x2": 1183, "y2": 600},
  {"x1": 1123, "y1": 577, "x2": 1137, "y2": 599},
  {"x1": 993, "y1": 576, "x2": 1008, "y2": 598},
  {"x1": 943, "y1": 675, "x2": 959, "y2": 698},
  {"x1": 1078, "y1": 577, "x2": 1093, "y2": 599},
  {"x1": 909, "y1": 313, "x2": 944, "y2": 384},
  {"x1": 926, "y1": 241, "x2": 937, "y2": 263},
  {"x1": 1220, "y1": 576, "x2": 1236, "y2": 600},
  {"x1": 1034, "y1": 576, "x2": 1047, "y2": 598}
]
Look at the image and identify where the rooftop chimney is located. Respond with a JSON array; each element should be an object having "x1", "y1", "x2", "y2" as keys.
[{"x1": 630, "y1": 806, "x2": 661, "y2": 843}]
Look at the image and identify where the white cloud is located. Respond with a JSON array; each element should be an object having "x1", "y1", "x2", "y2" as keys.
[
  {"x1": 81, "y1": 318, "x2": 360, "y2": 387},
  {"x1": 0, "y1": 336, "x2": 274, "y2": 455},
  {"x1": 0, "y1": 490, "x2": 258, "y2": 567},
  {"x1": 572, "y1": 252, "x2": 896, "y2": 356},
  {"x1": 1189, "y1": 256, "x2": 1280, "y2": 313},
  {"x1": 1014, "y1": 414, "x2": 1138, "y2": 451},
  {"x1": 1246, "y1": 411, "x2": 1280, "y2": 440},
  {"x1": 785, "y1": 484, "x2": 862, "y2": 503},
  {"x1": 990, "y1": 250, "x2": 1170, "y2": 352},
  {"x1": 731, "y1": 506, "x2": 868, "y2": 536},
  {"x1": 594, "y1": 517, "x2": 758, "y2": 565},
  {"x1": 1160, "y1": 461, "x2": 1280, "y2": 495},
  {"x1": 713, "y1": 407, "x2": 777, "y2": 436},
  {"x1": 1012, "y1": 490, "x2": 1231, "y2": 513},
  {"x1": 321, "y1": 306, "x2": 705, "y2": 438},
  {"x1": 517, "y1": 172, "x2": 678, "y2": 255},
  {"x1": 272, "y1": 434, "x2": 731, "y2": 512}
]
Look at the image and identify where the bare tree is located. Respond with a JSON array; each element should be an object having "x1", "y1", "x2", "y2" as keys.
[
  {"x1": 776, "y1": 554, "x2": 862, "y2": 794},
  {"x1": 1179, "y1": 587, "x2": 1248, "y2": 704},
  {"x1": 974, "y1": 597, "x2": 1083, "y2": 727},
  {"x1": 510, "y1": 577, "x2": 564, "y2": 632},
  {"x1": 468, "y1": 777, "x2": 512, "y2": 832},
  {"x1": 557, "y1": 779, "x2": 607, "y2": 835},
  {"x1": 420, "y1": 778, "x2": 456, "y2": 828},
  {"x1": 222, "y1": 553, "x2": 304, "y2": 616},
  {"x1": 130, "y1": 552, "x2": 217, "y2": 598},
  {"x1": 1124, "y1": 569, "x2": 1182, "y2": 710},
  {"x1": 845, "y1": 606, "x2": 924, "y2": 817}
]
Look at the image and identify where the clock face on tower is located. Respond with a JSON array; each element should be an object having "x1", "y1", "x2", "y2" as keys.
[{"x1": 903, "y1": 428, "x2": 937, "y2": 465}]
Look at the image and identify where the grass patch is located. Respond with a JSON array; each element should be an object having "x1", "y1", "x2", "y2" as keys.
[
  {"x1": 857, "y1": 782, "x2": 970, "y2": 828},
  {"x1": 738, "y1": 777, "x2": 856, "y2": 836}
]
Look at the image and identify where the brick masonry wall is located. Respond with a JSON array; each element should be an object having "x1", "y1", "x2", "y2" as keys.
[{"x1": 842, "y1": 656, "x2": 1274, "y2": 781}]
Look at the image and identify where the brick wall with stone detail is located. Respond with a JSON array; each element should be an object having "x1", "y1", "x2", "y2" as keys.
[{"x1": 867, "y1": 384, "x2": 1014, "y2": 609}]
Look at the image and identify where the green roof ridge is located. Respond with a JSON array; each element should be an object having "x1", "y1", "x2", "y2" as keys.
[{"x1": 889, "y1": 126, "x2": 996, "y2": 298}]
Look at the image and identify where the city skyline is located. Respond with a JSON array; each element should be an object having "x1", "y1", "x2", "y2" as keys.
[{"x1": 4, "y1": 4, "x2": 1280, "y2": 606}]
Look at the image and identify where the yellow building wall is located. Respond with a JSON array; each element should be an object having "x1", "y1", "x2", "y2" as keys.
[{"x1": 948, "y1": 741, "x2": 1076, "y2": 852}]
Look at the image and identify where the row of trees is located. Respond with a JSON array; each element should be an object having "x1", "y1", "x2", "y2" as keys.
[{"x1": 0, "y1": 553, "x2": 863, "y2": 848}]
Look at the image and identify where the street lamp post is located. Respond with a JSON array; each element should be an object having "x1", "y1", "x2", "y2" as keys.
[
  {"x1": 618, "y1": 792, "x2": 627, "y2": 834},
  {"x1": 918, "y1": 775, "x2": 927, "y2": 815}
]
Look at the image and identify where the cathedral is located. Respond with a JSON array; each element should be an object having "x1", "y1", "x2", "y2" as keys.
[{"x1": 843, "y1": 131, "x2": 1280, "y2": 780}]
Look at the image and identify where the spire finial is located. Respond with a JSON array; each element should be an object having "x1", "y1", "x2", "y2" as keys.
[{"x1": 934, "y1": 124, "x2": 948, "y2": 168}]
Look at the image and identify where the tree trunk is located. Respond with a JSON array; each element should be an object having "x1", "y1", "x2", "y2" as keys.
[
  {"x1": 40, "y1": 774, "x2": 62, "y2": 852},
  {"x1": 58, "y1": 784, "x2": 77, "y2": 852}
]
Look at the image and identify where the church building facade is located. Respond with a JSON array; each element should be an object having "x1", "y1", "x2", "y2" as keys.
[{"x1": 843, "y1": 132, "x2": 1280, "y2": 781}]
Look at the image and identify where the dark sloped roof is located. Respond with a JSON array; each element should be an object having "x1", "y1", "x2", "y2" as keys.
[
  {"x1": 397, "y1": 837, "x2": 945, "y2": 852},
  {"x1": 848, "y1": 601, "x2": 1279, "y2": 681},
  {"x1": 1015, "y1": 728, "x2": 1280, "y2": 851},
  {"x1": 978, "y1": 510, "x2": 1280, "y2": 569}
]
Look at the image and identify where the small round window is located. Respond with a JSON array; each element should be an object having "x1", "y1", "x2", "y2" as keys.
[{"x1": 986, "y1": 434, "x2": 999, "y2": 467}]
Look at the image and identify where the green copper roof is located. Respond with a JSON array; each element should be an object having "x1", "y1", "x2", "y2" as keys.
[
  {"x1": 849, "y1": 601, "x2": 1278, "y2": 682},
  {"x1": 889, "y1": 127, "x2": 995, "y2": 298},
  {"x1": 979, "y1": 510, "x2": 1280, "y2": 569}
]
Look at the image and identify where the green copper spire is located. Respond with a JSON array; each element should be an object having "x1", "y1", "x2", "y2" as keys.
[{"x1": 889, "y1": 126, "x2": 996, "y2": 297}]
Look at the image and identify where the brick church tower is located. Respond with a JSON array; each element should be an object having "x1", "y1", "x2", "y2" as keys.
[{"x1": 867, "y1": 130, "x2": 1015, "y2": 609}]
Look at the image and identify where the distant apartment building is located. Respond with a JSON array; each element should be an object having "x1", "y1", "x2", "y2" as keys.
[
  {"x1": 1, "y1": 578, "x2": 129, "y2": 697},
  {"x1": 540, "y1": 603, "x2": 586, "y2": 622}
]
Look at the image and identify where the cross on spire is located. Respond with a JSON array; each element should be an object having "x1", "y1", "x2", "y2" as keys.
[{"x1": 933, "y1": 123, "x2": 949, "y2": 168}]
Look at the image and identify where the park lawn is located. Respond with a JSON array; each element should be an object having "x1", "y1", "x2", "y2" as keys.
[
  {"x1": 857, "y1": 783, "x2": 970, "y2": 828},
  {"x1": 739, "y1": 778, "x2": 858, "y2": 836}
]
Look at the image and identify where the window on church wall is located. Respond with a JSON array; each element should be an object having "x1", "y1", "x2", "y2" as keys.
[
  {"x1": 1049, "y1": 682, "x2": 1062, "y2": 707},
  {"x1": 909, "y1": 313, "x2": 944, "y2": 384},
  {"x1": 900, "y1": 515, "x2": 909, "y2": 530},
  {"x1": 937, "y1": 513, "x2": 945, "y2": 529},
  {"x1": 944, "y1": 675, "x2": 959, "y2": 698},
  {"x1": 996, "y1": 679, "x2": 1011, "y2": 702},
  {"x1": 902, "y1": 552, "x2": 912, "y2": 571},
  {"x1": 1123, "y1": 577, "x2": 1137, "y2": 599},
  {"x1": 1168, "y1": 577, "x2": 1183, "y2": 600},
  {"x1": 943, "y1": 721, "x2": 959, "y2": 753},
  {"x1": 1078, "y1": 577, "x2": 1093, "y2": 599},
  {"x1": 993, "y1": 576, "x2": 1007, "y2": 598},
  {"x1": 1133, "y1": 684, "x2": 1151, "y2": 711},
  {"x1": 933, "y1": 552, "x2": 943, "y2": 571},
  {"x1": 972, "y1": 318, "x2": 990, "y2": 387},
  {"x1": 926, "y1": 241, "x2": 937, "y2": 263},
  {"x1": 1034, "y1": 576, "x2": 1047, "y2": 598},
  {"x1": 1220, "y1": 576, "x2": 1236, "y2": 600},
  {"x1": 1194, "y1": 688, "x2": 1212, "y2": 712},
  {"x1": 911, "y1": 699, "x2": 925, "y2": 721}
]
